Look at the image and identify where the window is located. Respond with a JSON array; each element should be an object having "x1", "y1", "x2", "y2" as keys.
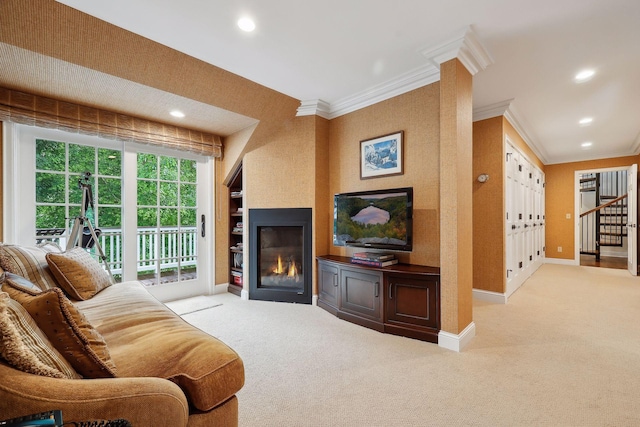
[{"x1": 5, "y1": 124, "x2": 212, "y2": 301}]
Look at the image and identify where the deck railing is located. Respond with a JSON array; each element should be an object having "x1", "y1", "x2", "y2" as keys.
[{"x1": 37, "y1": 226, "x2": 198, "y2": 277}]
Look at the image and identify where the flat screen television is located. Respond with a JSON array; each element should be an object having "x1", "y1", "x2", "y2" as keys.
[{"x1": 333, "y1": 187, "x2": 413, "y2": 252}]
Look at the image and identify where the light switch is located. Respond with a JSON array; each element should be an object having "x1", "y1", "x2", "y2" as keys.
[{"x1": 566, "y1": 213, "x2": 571, "y2": 219}]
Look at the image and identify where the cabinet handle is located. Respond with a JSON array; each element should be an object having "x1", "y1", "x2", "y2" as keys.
[
  {"x1": 375, "y1": 282, "x2": 380, "y2": 298},
  {"x1": 333, "y1": 274, "x2": 338, "y2": 287},
  {"x1": 389, "y1": 283, "x2": 393, "y2": 299}
]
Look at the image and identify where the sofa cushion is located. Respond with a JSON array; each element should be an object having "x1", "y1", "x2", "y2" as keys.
[
  {"x1": 0, "y1": 291, "x2": 80, "y2": 379},
  {"x1": 0, "y1": 243, "x2": 60, "y2": 291},
  {"x1": 76, "y1": 281, "x2": 245, "y2": 412},
  {"x1": 12, "y1": 286, "x2": 117, "y2": 378},
  {"x1": 46, "y1": 247, "x2": 111, "y2": 300}
]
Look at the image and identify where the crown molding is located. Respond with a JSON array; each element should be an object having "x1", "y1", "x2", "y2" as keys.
[
  {"x1": 419, "y1": 26, "x2": 494, "y2": 75},
  {"x1": 504, "y1": 104, "x2": 549, "y2": 165},
  {"x1": 473, "y1": 99, "x2": 549, "y2": 165},
  {"x1": 327, "y1": 64, "x2": 440, "y2": 119},
  {"x1": 296, "y1": 99, "x2": 331, "y2": 119},
  {"x1": 472, "y1": 99, "x2": 514, "y2": 122},
  {"x1": 296, "y1": 64, "x2": 440, "y2": 119},
  {"x1": 296, "y1": 26, "x2": 493, "y2": 119}
]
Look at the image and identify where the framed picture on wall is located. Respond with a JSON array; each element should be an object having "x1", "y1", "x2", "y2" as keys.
[{"x1": 360, "y1": 131, "x2": 404, "y2": 179}]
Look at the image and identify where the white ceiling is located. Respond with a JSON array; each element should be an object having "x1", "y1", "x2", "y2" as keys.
[{"x1": 55, "y1": 0, "x2": 640, "y2": 164}]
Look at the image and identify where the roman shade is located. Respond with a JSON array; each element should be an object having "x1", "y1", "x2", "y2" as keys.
[{"x1": 0, "y1": 86, "x2": 222, "y2": 157}]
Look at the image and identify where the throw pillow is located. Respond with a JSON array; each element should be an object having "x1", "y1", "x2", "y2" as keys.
[
  {"x1": 0, "y1": 244, "x2": 60, "y2": 291},
  {"x1": 15, "y1": 287, "x2": 117, "y2": 378},
  {"x1": 1, "y1": 272, "x2": 42, "y2": 297},
  {"x1": 0, "y1": 292, "x2": 80, "y2": 379},
  {"x1": 46, "y1": 247, "x2": 112, "y2": 301}
]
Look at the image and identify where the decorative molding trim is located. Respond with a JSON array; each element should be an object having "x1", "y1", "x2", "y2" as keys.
[
  {"x1": 438, "y1": 322, "x2": 476, "y2": 352},
  {"x1": 472, "y1": 98, "x2": 550, "y2": 165},
  {"x1": 472, "y1": 288, "x2": 507, "y2": 304},
  {"x1": 297, "y1": 65, "x2": 440, "y2": 119},
  {"x1": 503, "y1": 105, "x2": 549, "y2": 164},
  {"x1": 296, "y1": 99, "x2": 331, "y2": 119},
  {"x1": 328, "y1": 65, "x2": 440, "y2": 119},
  {"x1": 297, "y1": 26, "x2": 493, "y2": 120},
  {"x1": 419, "y1": 26, "x2": 494, "y2": 75},
  {"x1": 473, "y1": 99, "x2": 514, "y2": 122}
]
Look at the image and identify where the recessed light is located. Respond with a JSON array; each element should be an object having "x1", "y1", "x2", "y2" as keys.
[
  {"x1": 170, "y1": 110, "x2": 185, "y2": 118},
  {"x1": 575, "y1": 69, "x2": 595, "y2": 82},
  {"x1": 237, "y1": 17, "x2": 256, "y2": 32},
  {"x1": 579, "y1": 117, "x2": 593, "y2": 125},
  {"x1": 581, "y1": 141, "x2": 593, "y2": 148}
]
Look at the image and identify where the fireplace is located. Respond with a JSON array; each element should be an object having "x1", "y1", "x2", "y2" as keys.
[{"x1": 249, "y1": 208, "x2": 312, "y2": 304}]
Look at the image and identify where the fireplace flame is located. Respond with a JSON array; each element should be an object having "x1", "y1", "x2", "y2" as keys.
[
  {"x1": 272, "y1": 255, "x2": 299, "y2": 279},
  {"x1": 288, "y1": 262, "x2": 298, "y2": 277},
  {"x1": 273, "y1": 255, "x2": 284, "y2": 274}
]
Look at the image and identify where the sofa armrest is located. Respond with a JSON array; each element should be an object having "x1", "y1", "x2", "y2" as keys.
[{"x1": 0, "y1": 362, "x2": 189, "y2": 426}]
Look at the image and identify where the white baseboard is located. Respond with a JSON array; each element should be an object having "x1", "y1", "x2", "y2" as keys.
[
  {"x1": 241, "y1": 289, "x2": 249, "y2": 300},
  {"x1": 472, "y1": 288, "x2": 507, "y2": 304},
  {"x1": 438, "y1": 322, "x2": 476, "y2": 352},
  {"x1": 212, "y1": 283, "x2": 229, "y2": 294},
  {"x1": 312, "y1": 294, "x2": 318, "y2": 306},
  {"x1": 545, "y1": 257, "x2": 579, "y2": 266}
]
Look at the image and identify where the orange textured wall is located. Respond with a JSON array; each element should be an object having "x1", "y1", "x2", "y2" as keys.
[
  {"x1": 545, "y1": 156, "x2": 638, "y2": 260},
  {"x1": 328, "y1": 84, "x2": 440, "y2": 267},
  {"x1": 439, "y1": 59, "x2": 473, "y2": 334},
  {"x1": 472, "y1": 117, "x2": 505, "y2": 293}
]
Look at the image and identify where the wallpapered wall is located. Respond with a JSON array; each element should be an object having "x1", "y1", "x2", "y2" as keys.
[{"x1": 328, "y1": 84, "x2": 441, "y2": 267}]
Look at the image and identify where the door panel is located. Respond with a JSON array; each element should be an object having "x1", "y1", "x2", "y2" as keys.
[{"x1": 628, "y1": 164, "x2": 637, "y2": 275}]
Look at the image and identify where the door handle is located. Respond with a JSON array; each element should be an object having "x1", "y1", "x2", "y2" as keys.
[{"x1": 201, "y1": 214, "x2": 206, "y2": 237}]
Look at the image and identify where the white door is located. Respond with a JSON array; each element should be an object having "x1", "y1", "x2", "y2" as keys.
[{"x1": 627, "y1": 164, "x2": 637, "y2": 276}]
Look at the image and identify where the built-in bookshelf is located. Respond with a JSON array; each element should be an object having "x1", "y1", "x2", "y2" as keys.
[{"x1": 228, "y1": 164, "x2": 243, "y2": 296}]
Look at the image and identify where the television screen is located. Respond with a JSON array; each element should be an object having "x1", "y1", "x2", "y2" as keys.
[{"x1": 333, "y1": 187, "x2": 413, "y2": 251}]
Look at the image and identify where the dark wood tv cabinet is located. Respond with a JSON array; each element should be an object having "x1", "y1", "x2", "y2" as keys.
[{"x1": 317, "y1": 255, "x2": 441, "y2": 343}]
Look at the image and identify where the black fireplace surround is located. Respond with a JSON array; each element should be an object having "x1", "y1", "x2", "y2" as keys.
[{"x1": 249, "y1": 208, "x2": 312, "y2": 304}]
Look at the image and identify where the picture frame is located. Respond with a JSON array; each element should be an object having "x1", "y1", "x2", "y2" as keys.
[{"x1": 360, "y1": 131, "x2": 404, "y2": 179}]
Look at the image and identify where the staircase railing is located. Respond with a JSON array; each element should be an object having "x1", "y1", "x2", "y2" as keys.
[{"x1": 580, "y1": 194, "x2": 628, "y2": 260}]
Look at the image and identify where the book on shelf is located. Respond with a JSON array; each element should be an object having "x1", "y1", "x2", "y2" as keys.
[
  {"x1": 231, "y1": 190, "x2": 243, "y2": 197},
  {"x1": 230, "y1": 270, "x2": 243, "y2": 276},
  {"x1": 232, "y1": 227, "x2": 243, "y2": 233},
  {"x1": 351, "y1": 252, "x2": 396, "y2": 261},
  {"x1": 350, "y1": 258, "x2": 399, "y2": 267}
]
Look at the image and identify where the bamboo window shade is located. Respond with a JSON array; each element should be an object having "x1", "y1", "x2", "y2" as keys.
[{"x1": 0, "y1": 86, "x2": 222, "y2": 157}]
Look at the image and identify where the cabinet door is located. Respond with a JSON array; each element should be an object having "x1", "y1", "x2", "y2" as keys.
[
  {"x1": 386, "y1": 274, "x2": 439, "y2": 329},
  {"x1": 340, "y1": 268, "x2": 382, "y2": 321},
  {"x1": 317, "y1": 261, "x2": 339, "y2": 311}
]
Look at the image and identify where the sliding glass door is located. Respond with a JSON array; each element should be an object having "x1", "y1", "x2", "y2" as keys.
[{"x1": 5, "y1": 124, "x2": 213, "y2": 301}]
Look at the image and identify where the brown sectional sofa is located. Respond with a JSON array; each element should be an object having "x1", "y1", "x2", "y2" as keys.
[{"x1": 0, "y1": 243, "x2": 244, "y2": 426}]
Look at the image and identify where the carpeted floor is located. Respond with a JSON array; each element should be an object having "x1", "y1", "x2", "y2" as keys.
[{"x1": 166, "y1": 264, "x2": 640, "y2": 426}]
